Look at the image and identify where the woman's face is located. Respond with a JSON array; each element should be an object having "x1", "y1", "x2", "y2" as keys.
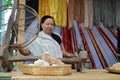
[{"x1": 42, "y1": 18, "x2": 54, "y2": 35}]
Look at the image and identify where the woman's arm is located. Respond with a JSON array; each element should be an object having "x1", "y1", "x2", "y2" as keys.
[{"x1": 60, "y1": 43, "x2": 75, "y2": 57}]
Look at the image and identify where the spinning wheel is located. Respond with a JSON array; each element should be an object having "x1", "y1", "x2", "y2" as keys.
[
  {"x1": 0, "y1": 2, "x2": 40, "y2": 71},
  {"x1": 0, "y1": 4, "x2": 40, "y2": 49}
]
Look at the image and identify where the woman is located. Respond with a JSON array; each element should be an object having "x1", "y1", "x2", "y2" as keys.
[{"x1": 19, "y1": 15, "x2": 75, "y2": 58}]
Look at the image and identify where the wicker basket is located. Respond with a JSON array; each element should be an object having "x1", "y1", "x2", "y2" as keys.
[
  {"x1": 21, "y1": 64, "x2": 72, "y2": 76},
  {"x1": 106, "y1": 68, "x2": 120, "y2": 74}
]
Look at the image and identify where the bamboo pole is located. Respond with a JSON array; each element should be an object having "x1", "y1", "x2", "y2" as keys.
[{"x1": 17, "y1": 0, "x2": 26, "y2": 70}]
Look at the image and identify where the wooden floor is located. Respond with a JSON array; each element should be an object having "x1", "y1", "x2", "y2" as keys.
[{"x1": 1, "y1": 69, "x2": 120, "y2": 80}]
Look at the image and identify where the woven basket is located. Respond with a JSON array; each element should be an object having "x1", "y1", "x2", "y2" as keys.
[
  {"x1": 106, "y1": 68, "x2": 120, "y2": 74},
  {"x1": 21, "y1": 64, "x2": 72, "y2": 76}
]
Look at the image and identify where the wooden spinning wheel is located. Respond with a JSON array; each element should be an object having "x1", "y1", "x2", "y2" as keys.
[{"x1": 0, "y1": 1, "x2": 40, "y2": 71}]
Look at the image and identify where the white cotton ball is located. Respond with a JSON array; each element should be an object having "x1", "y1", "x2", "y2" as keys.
[
  {"x1": 42, "y1": 60, "x2": 50, "y2": 66},
  {"x1": 51, "y1": 64, "x2": 59, "y2": 66},
  {"x1": 34, "y1": 59, "x2": 43, "y2": 65},
  {"x1": 34, "y1": 59, "x2": 50, "y2": 66}
]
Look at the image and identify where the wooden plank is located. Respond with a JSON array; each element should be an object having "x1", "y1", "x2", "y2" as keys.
[{"x1": 8, "y1": 56, "x2": 90, "y2": 65}]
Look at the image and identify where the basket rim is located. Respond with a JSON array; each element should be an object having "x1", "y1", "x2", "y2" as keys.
[
  {"x1": 22, "y1": 64, "x2": 72, "y2": 68},
  {"x1": 106, "y1": 67, "x2": 120, "y2": 74}
]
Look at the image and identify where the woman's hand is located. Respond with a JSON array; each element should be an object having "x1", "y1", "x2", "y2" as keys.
[
  {"x1": 9, "y1": 44, "x2": 30, "y2": 56},
  {"x1": 19, "y1": 48, "x2": 30, "y2": 56},
  {"x1": 62, "y1": 50, "x2": 76, "y2": 58}
]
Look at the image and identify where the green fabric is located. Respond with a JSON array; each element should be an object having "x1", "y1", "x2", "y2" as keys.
[
  {"x1": 0, "y1": 67, "x2": 4, "y2": 72},
  {"x1": 11, "y1": 51, "x2": 17, "y2": 68},
  {"x1": 0, "y1": 76, "x2": 11, "y2": 80}
]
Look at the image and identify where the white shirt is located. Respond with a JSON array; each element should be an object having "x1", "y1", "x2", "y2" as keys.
[{"x1": 27, "y1": 31, "x2": 63, "y2": 58}]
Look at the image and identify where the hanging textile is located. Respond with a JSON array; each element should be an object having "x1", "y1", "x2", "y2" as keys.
[
  {"x1": 50, "y1": 0, "x2": 58, "y2": 24},
  {"x1": 70, "y1": 28, "x2": 78, "y2": 53},
  {"x1": 84, "y1": 0, "x2": 93, "y2": 28},
  {"x1": 93, "y1": 0, "x2": 101, "y2": 25},
  {"x1": 110, "y1": 0, "x2": 116, "y2": 28},
  {"x1": 62, "y1": 27, "x2": 72, "y2": 53},
  {"x1": 38, "y1": 0, "x2": 50, "y2": 19},
  {"x1": 50, "y1": 0, "x2": 67, "y2": 27},
  {"x1": 68, "y1": 0, "x2": 85, "y2": 29},
  {"x1": 93, "y1": 0, "x2": 117, "y2": 28},
  {"x1": 57, "y1": 0, "x2": 67, "y2": 27},
  {"x1": 38, "y1": 0, "x2": 67, "y2": 27},
  {"x1": 116, "y1": 0, "x2": 120, "y2": 27},
  {"x1": 68, "y1": 0, "x2": 74, "y2": 28},
  {"x1": 74, "y1": 0, "x2": 85, "y2": 24},
  {"x1": 101, "y1": 0, "x2": 116, "y2": 28}
]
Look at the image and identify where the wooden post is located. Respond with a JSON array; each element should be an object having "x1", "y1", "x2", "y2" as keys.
[{"x1": 117, "y1": 27, "x2": 120, "y2": 61}]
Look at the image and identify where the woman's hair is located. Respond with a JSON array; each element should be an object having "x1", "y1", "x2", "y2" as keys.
[{"x1": 40, "y1": 15, "x2": 55, "y2": 31}]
